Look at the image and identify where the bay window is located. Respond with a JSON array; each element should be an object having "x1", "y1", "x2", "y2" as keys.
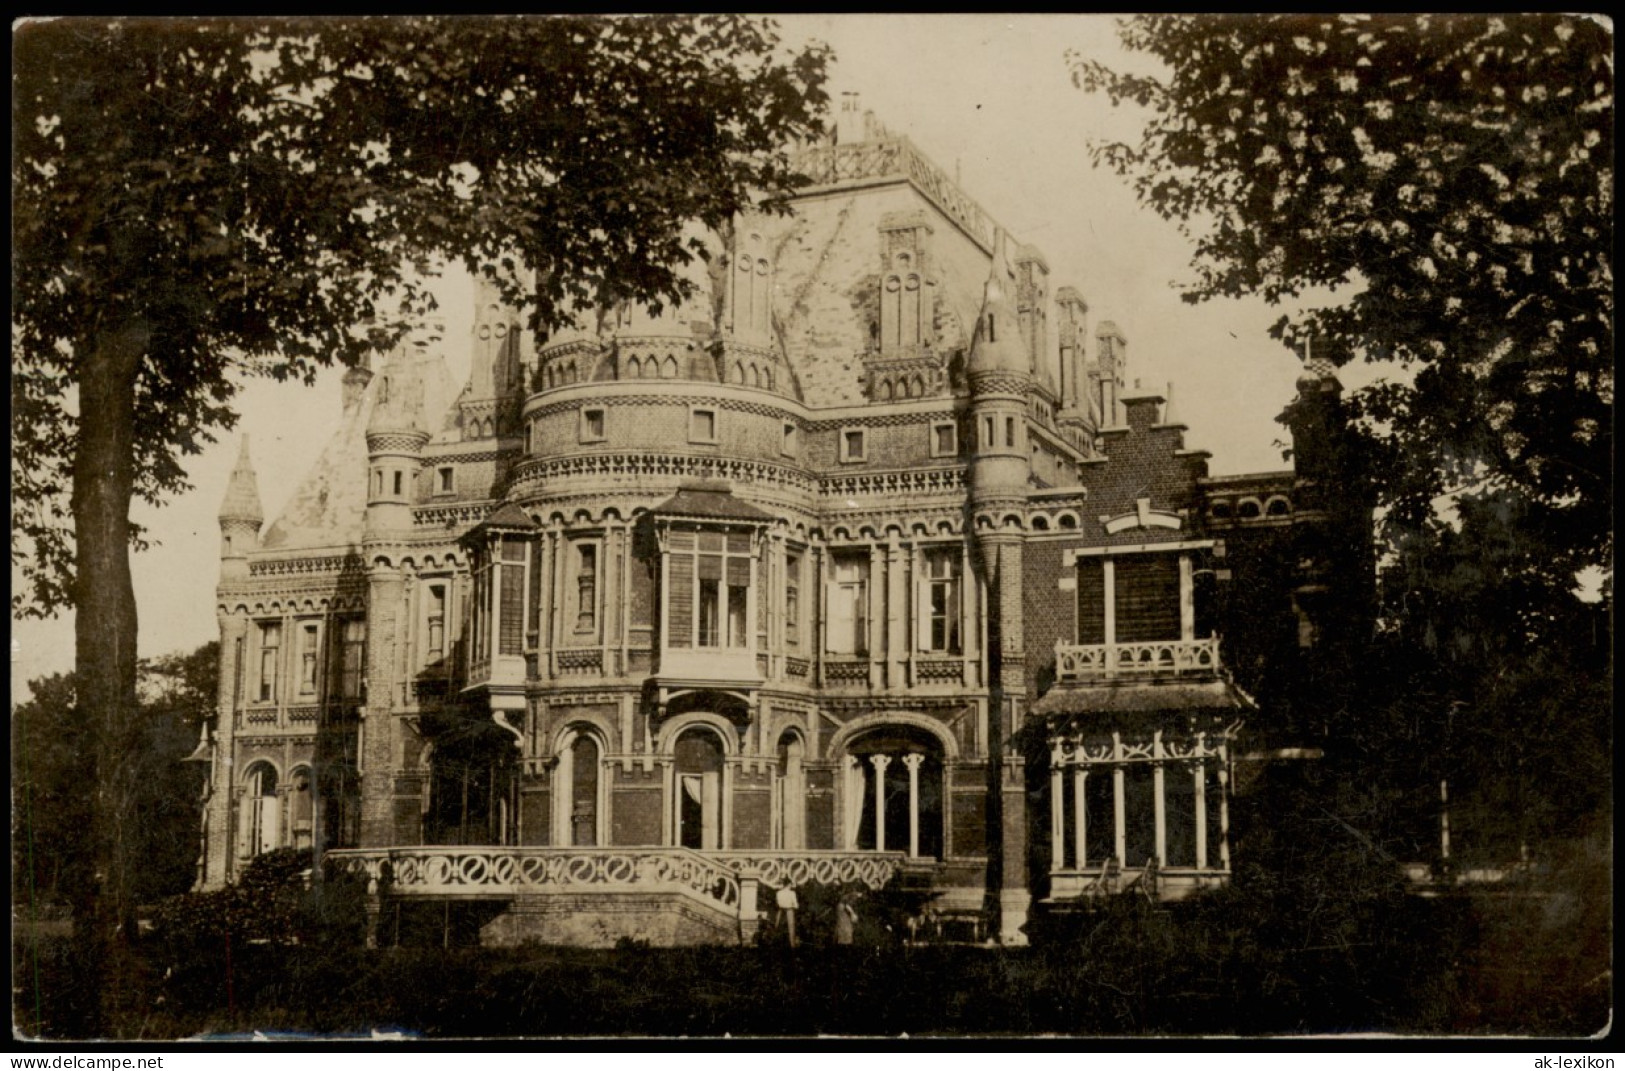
[{"x1": 667, "y1": 529, "x2": 752, "y2": 650}]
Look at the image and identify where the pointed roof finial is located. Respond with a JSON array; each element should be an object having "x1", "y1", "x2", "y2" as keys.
[
  {"x1": 367, "y1": 348, "x2": 428, "y2": 440},
  {"x1": 968, "y1": 229, "x2": 1027, "y2": 378},
  {"x1": 219, "y1": 435, "x2": 264, "y2": 525}
]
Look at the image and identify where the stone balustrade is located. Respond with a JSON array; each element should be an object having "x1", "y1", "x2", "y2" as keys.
[
  {"x1": 1054, "y1": 638, "x2": 1221, "y2": 681},
  {"x1": 711, "y1": 850, "x2": 910, "y2": 891},
  {"x1": 325, "y1": 846, "x2": 741, "y2": 912},
  {"x1": 324, "y1": 847, "x2": 916, "y2": 909}
]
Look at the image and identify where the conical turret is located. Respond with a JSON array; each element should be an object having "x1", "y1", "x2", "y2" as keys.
[
  {"x1": 968, "y1": 231, "x2": 1032, "y2": 512},
  {"x1": 967, "y1": 231, "x2": 1028, "y2": 381},
  {"x1": 366, "y1": 348, "x2": 430, "y2": 535},
  {"x1": 218, "y1": 435, "x2": 263, "y2": 581}
]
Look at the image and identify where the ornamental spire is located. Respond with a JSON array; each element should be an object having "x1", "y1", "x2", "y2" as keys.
[{"x1": 218, "y1": 435, "x2": 263, "y2": 525}]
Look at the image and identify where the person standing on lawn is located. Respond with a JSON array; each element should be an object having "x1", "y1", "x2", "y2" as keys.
[{"x1": 775, "y1": 883, "x2": 800, "y2": 948}]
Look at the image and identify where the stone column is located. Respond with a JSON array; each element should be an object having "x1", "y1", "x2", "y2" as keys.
[
  {"x1": 359, "y1": 563, "x2": 405, "y2": 847},
  {"x1": 1153, "y1": 762, "x2": 1167, "y2": 867},
  {"x1": 1218, "y1": 763, "x2": 1231, "y2": 870},
  {"x1": 1113, "y1": 766, "x2": 1127, "y2": 866},
  {"x1": 903, "y1": 753, "x2": 924, "y2": 858},
  {"x1": 886, "y1": 537, "x2": 906, "y2": 688},
  {"x1": 738, "y1": 873, "x2": 762, "y2": 945},
  {"x1": 1194, "y1": 762, "x2": 1208, "y2": 869},
  {"x1": 1073, "y1": 768, "x2": 1088, "y2": 871},
  {"x1": 869, "y1": 754, "x2": 891, "y2": 852},
  {"x1": 867, "y1": 543, "x2": 884, "y2": 687},
  {"x1": 1048, "y1": 749, "x2": 1065, "y2": 873}
]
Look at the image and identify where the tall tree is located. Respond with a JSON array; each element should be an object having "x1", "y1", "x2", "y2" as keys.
[
  {"x1": 1071, "y1": 15, "x2": 1612, "y2": 585},
  {"x1": 12, "y1": 644, "x2": 218, "y2": 918},
  {"x1": 13, "y1": 15, "x2": 827, "y2": 1032},
  {"x1": 1072, "y1": 13, "x2": 1612, "y2": 876}
]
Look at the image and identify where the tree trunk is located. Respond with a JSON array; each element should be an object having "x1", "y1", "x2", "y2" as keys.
[{"x1": 70, "y1": 320, "x2": 148, "y2": 1036}]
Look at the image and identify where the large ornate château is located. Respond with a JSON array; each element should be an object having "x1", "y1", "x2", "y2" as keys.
[{"x1": 199, "y1": 108, "x2": 1371, "y2": 946}]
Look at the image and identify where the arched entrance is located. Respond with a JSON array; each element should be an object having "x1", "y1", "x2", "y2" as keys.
[
  {"x1": 673, "y1": 726, "x2": 726, "y2": 850},
  {"x1": 845, "y1": 726, "x2": 944, "y2": 859}
]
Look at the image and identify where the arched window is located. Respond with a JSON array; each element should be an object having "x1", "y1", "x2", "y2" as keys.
[
  {"x1": 673, "y1": 726, "x2": 726, "y2": 850},
  {"x1": 663, "y1": 356, "x2": 679, "y2": 379},
  {"x1": 240, "y1": 762, "x2": 280, "y2": 859},
  {"x1": 844, "y1": 726, "x2": 943, "y2": 859}
]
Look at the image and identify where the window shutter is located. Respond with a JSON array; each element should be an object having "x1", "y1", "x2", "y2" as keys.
[
  {"x1": 1076, "y1": 560, "x2": 1105, "y2": 644},
  {"x1": 916, "y1": 551, "x2": 931, "y2": 652},
  {"x1": 828, "y1": 575, "x2": 853, "y2": 654},
  {"x1": 1115, "y1": 555, "x2": 1181, "y2": 641}
]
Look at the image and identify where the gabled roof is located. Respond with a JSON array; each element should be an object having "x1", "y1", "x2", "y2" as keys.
[{"x1": 652, "y1": 481, "x2": 776, "y2": 525}]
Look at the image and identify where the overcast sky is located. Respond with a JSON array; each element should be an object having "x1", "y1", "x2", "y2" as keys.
[{"x1": 13, "y1": 15, "x2": 1361, "y2": 692}]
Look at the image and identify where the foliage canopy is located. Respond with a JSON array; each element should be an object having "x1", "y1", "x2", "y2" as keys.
[
  {"x1": 12, "y1": 15, "x2": 831, "y2": 614},
  {"x1": 1072, "y1": 14, "x2": 1612, "y2": 582}
]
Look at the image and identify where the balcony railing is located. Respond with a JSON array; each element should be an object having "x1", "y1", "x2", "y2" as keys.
[{"x1": 1054, "y1": 638, "x2": 1221, "y2": 681}]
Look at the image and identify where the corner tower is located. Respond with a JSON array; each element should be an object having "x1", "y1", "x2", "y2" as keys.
[
  {"x1": 967, "y1": 231, "x2": 1033, "y2": 944},
  {"x1": 365, "y1": 350, "x2": 430, "y2": 538}
]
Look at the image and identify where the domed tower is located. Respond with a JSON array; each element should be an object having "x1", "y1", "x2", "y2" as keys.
[
  {"x1": 967, "y1": 230, "x2": 1033, "y2": 944},
  {"x1": 218, "y1": 435, "x2": 264, "y2": 582}
]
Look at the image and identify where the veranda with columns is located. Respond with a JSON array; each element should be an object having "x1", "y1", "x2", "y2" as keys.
[{"x1": 1043, "y1": 723, "x2": 1237, "y2": 903}]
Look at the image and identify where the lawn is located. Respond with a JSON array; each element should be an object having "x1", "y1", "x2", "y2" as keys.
[{"x1": 14, "y1": 885, "x2": 1610, "y2": 1041}]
